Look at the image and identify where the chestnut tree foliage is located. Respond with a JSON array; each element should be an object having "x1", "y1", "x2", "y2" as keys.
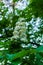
[{"x1": 0, "y1": 0, "x2": 43, "y2": 65}]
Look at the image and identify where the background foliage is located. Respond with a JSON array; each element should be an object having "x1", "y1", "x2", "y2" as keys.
[{"x1": 0, "y1": 0, "x2": 43, "y2": 65}]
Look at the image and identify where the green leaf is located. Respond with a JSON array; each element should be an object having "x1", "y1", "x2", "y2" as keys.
[
  {"x1": 36, "y1": 46, "x2": 43, "y2": 53},
  {"x1": 7, "y1": 50, "x2": 29, "y2": 61}
]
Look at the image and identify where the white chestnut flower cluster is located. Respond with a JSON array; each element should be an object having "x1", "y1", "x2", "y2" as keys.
[{"x1": 12, "y1": 18, "x2": 28, "y2": 42}]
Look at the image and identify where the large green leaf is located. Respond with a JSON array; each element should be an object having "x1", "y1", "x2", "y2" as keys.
[{"x1": 7, "y1": 50, "x2": 29, "y2": 61}]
